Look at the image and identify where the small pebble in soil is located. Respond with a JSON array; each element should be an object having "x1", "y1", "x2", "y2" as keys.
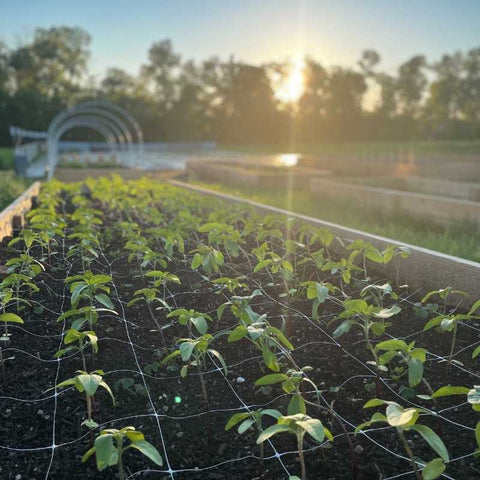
[
  {"x1": 354, "y1": 445, "x2": 363, "y2": 455},
  {"x1": 176, "y1": 431, "x2": 184, "y2": 438},
  {"x1": 236, "y1": 376, "x2": 245, "y2": 384},
  {"x1": 15, "y1": 475, "x2": 21, "y2": 480},
  {"x1": 217, "y1": 443, "x2": 227, "y2": 456}
]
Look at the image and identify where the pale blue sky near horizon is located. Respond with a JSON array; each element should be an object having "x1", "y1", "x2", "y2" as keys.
[{"x1": 0, "y1": 0, "x2": 479, "y2": 80}]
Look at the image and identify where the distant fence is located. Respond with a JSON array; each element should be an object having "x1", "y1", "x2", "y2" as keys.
[
  {"x1": 13, "y1": 141, "x2": 46, "y2": 176},
  {"x1": 57, "y1": 141, "x2": 217, "y2": 152}
]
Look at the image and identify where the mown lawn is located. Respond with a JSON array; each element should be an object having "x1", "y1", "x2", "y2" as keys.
[
  {"x1": 0, "y1": 147, "x2": 14, "y2": 169},
  {"x1": 188, "y1": 179, "x2": 480, "y2": 263},
  {"x1": 0, "y1": 170, "x2": 30, "y2": 211}
]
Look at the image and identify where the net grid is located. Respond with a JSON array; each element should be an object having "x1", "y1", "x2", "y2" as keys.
[{"x1": 0, "y1": 189, "x2": 477, "y2": 480}]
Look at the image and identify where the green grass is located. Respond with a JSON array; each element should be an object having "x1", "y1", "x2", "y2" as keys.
[
  {"x1": 222, "y1": 141, "x2": 480, "y2": 157},
  {"x1": 0, "y1": 147, "x2": 14, "y2": 170},
  {"x1": 0, "y1": 171, "x2": 30, "y2": 211},
  {"x1": 188, "y1": 179, "x2": 480, "y2": 263}
]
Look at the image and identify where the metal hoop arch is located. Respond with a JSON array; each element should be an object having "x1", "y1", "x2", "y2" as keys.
[{"x1": 46, "y1": 101, "x2": 143, "y2": 179}]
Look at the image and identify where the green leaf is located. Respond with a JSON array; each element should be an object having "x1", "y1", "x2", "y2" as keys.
[
  {"x1": 355, "y1": 412, "x2": 388, "y2": 432},
  {"x1": 374, "y1": 305, "x2": 401, "y2": 318},
  {"x1": 262, "y1": 346, "x2": 279, "y2": 372},
  {"x1": 408, "y1": 358, "x2": 424, "y2": 387},
  {"x1": 261, "y1": 409, "x2": 282, "y2": 419},
  {"x1": 255, "y1": 373, "x2": 289, "y2": 386},
  {"x1": 228, "y1": 325, "x2": 248, "y2": 342},
  {"x1": 191, "y1": 253, "x2": 203, "y2": 270},
  {"x1": 365, "y1": 249, "x2": 384, "y2": 264},
  {"x1": 71, "y1": 283, "x2": 87, "y2": 307},
  {"x1": 410, "y1": 425, "x2": 449, "y2": 462},
  {"x1": 95, "y1": 294, "x2": 114, "y2": 309},
  {"x1": 238, "y1": 418, "x2": 256, "y2": 434},
  {"x1": 129, "y1": 440, "x2": 163, "y2": 466},
  {"x1": 363, "y1": 398, "x2": 387, "y2": 408},
  {"x1": 472, "y1": 345, "x2": 480, "y2": 359},
  {"x1": 376, "y1": 339, "x2": 407, "y2": 351},
  {"x1": 288, "y1": 394, "x2": 306, "y2": 415},
  {"x1": 125, "y1": 430, "x2": 144, "y2": 442},
  {"x1": 191, "y1": 316, "x2": 208, "y2": 335},
  {"x1": 386, "y1": 404, "x2": 418, "y2": 427},
  {"x1": 209, "y1": 349, "x2": 228, "y2": 375},
  {"x1": 82, "y1": 418, "x2": 99, "y2": 429},
  {"x1": 440, "y1": 318, "x2": 456, "y2": 332},
  {"x1": 94, "y1": 434, "x2": 118, "y2": 471},
  {"x1": 344, "y1": 299, "x2": 369, "y2": 314},
  {"x1": 256, "y1": 424, "x2": 290, "y2": 443},
  {"x1": 468, "y1": 299, "x2": 480, "y2": 316},
  {"x1": 254, "y1": 259, "x2": 272, "y2": 273},
  {"x1": 422, "y1": 458, "x2": 446, "y2": 480},
  {"x1": 0, "y1": 313, "x2": 24, "y2": 324},
  {"x1": 297, "y1": 418, "x2": 327, "y2": 442},
  {"x1": 161, "y1": 349, "x2": 181, "y2": 365},
  {"x1": 431, "y1": 386, "x2": 470, "y2": 398},
  {"x1": 468, "y1": 386, "x2": 480, "y2": 407},
  {"x1": 82, "y1": 446, "x2": 96, "y2": 463},
  {"x1": 424, "y1": 316, "x2": 445, "y2": 331},
  {"x1": 77, "y1": 373, "x2": 102, "y2": 397},
  {"x1": 179, "y1": 342, "x2": 195, "y2": 362},
  {"x1": 225, "y1": 412, "x2": 251, "y2": 431},
  {"x1": 333, "y1": 321, "x2": 351, "y2": 338},
  {"x1": 370, "y1": 322, "x2": 385, "y2": 336}
]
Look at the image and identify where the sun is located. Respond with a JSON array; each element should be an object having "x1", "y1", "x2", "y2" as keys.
[{"x1": 275, "y1": 59, "x2": 305, "y2": 103}]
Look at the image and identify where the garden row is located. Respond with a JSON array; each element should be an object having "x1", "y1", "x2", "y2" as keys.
[{"x1": 0, "y1": 175, "x2": 479, "y2": 479}]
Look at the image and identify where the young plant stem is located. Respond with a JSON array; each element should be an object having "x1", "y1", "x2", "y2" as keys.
[
  {"x1": 364, "y1": 322, "x2": 378, "y2": 364},
  {"x1": 147, "y1": 302, "x2": 166, "y2": 348},
  {"x1": 304, "y1": 398, "x2": 358, "y2": 480},
  {"x1": 297, "y1": 432, "x2": 306, "y2": 480},
  {"x1": 86, "y1": 395, "x2": 93, "y2": 423},
  {"x1": 197, "y1": 360, "x2": 209, "y2": 409},
  {"x1": 398, "y1": 429, "x2": 421, "y2": 480},
  {"x1": 117, "y1": 441, "x2": 125, "y2": 480},
  {"x1": 79, "y1": 343, "x2": 87, "y2": 372},
  {"x1": 447, "y1": 323, "x2": 458, "y2": 372}
]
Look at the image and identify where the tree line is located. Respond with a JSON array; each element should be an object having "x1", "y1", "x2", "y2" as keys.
[{"x1": 0, "y1": 26, "x2": 479, "y2": 146}]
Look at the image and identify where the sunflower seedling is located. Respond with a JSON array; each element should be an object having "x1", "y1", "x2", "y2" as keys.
[
  {"x1": 225, "y1": 408, "x2": 282, "y2": 460},
  {"x1": 167, "y1": 309, "x2": 212, "y2": 336},
  {"x1": 54, "y1": 328, "x2": 99, "y2": 371},
  {"x1": 0, "y1": 309, "x2": 24, "y2": 383},
  {"x1": 257, "y1": 413, "x2": 333, "y2": 480},
  {"x1": 162, "y1": 333, "x2": 227, "y2": 407},
  {"x1": 356, "y1": 399, "x2": 449, "y2": 480},
  {"x1": 82, "y1": 426, "x2": 162, "y2": 480},
  {"x1": 422, "y1": 290, "x2": 479, "y2": 371},
  {"x1": 52, "y1": 370, "x2": 114, "y2": 429},
  {"x1": 332, "y1": 299, "x2": 401, "y2": 366}
]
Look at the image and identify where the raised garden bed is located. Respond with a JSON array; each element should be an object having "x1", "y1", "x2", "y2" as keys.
[
  {"x1": 328, "y1": 176, "x2": 480, "y2": 202},
  {"x1": 310, "y1": 177, "x2": 480, "y2": 228},
  {"x1": 0, "y1": 177, "x2": 479, "y2": 480},
  {"x1": 187, "y1": 160, "x2": 331, "y2": 189}
]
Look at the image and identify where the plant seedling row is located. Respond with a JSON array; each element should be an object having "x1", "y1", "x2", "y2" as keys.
[{"x1": 0, "y1": 176, "x2": 478, "y2": 480}]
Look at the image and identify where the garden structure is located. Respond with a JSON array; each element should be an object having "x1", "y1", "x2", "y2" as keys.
[{"x1": 0, "y1": 176, "x2": 479, "y2": 480}]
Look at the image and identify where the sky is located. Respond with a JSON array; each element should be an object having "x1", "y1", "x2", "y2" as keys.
[{"x1": 0, "y1": 0, "x2": 479, "y2": 81}]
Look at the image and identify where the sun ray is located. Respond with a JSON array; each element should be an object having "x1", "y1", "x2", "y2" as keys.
[{"x1": 275, "y1": 58, "x2": 305, "y2": 103}]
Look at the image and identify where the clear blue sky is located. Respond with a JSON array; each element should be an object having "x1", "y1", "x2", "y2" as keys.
[{"x1": 1, "y1": 0, "x2": 479, "y2": 80}]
